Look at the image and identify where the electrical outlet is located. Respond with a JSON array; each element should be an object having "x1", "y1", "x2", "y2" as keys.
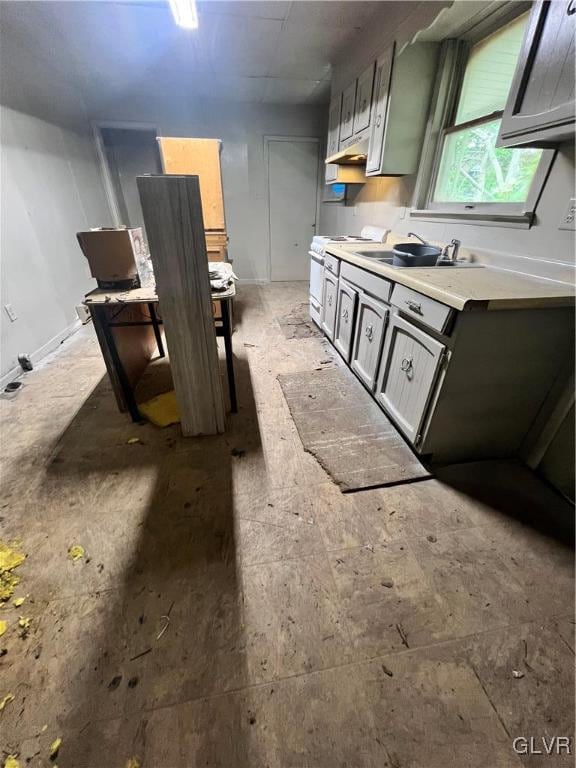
[
  {"x1": 559, "y1": 197, "x2": 576, "y2": 230},
  {"x1": 4, "y1": 304, "x2": 17, "y2": 322}
]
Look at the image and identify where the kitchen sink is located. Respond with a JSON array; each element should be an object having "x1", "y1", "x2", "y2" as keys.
[{"x1": 353, "y1": 249, "x2": 483, "y2": 268}]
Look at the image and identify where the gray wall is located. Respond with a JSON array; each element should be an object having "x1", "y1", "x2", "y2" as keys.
[
  {"x1": 88, "y1": 100, "x2": 326, "y2": 283},
  {"x1": 0, "y1": 5, "x2": 112, "y2": 383}
]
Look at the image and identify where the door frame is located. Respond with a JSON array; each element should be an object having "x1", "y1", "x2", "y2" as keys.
[
  {"x1": 264, "y1": 135, "x2": 322, "y2": 282},
  {"x1": 93, "y1": 120, "x2": 160, "y2": 227}
]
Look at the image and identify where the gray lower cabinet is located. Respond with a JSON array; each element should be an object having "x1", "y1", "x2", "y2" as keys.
[
  {"x1": 334, "y1": 279, "x2": 358, "y2": 361},
  {"x1": 351, "y1": 293, "x2": 388, "y2": 391},
  {"x1": 375, "y1": 313, "x2": 446, "y2": 445},
  {"x1": 497, "y1": 0, "x2": 576, "y2": 147},
  {"x1": 321, "y1": 271, "x2": 338, "y2": 340}
]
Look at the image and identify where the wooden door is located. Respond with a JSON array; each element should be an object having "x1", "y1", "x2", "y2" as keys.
[
  {"x1": 353, "y1": 62, "x2": 375, "y2": 135},
  {"x1": 366, "y1": 45, "x2": 395, "y2": 174},
  {"x1": 268, "y1": 139, "x2": 319, "y2": 282},
  {"x1": 327, "y1": 96, "x2": 342, "y2": 157},
  {"x1": 340, "y1": 82, "x2": 357, "y2": 143},
  {"x1": 497, "y1": 0, "x2": 576, "y2": 147},
  {"x1": 376, "y1": 313, "x2": 445, "y2": 444},
  {"x1": 334, "y1": 280, "x2": 358, "y2": 362},
  {"x1": 351, "y1": 293, "x2": 388, "y2": 390},
  {"x1": 321, "y1": 271, "x2": 338, "y2": 340}
]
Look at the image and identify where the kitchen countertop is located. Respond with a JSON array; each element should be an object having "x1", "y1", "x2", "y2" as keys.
[{"x1": 326, "y1": 243, "x2": 575, "y2": 311}]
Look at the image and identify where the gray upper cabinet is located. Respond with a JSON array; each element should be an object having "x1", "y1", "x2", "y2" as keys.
[
  {"x1": 351, "y1": 293, "x2": 388, "y2": 391},
  {"x1": 321, "y1": 271, "x2": 338, "y2": 340},
  {"x1": 340, "y1": 83, "x2": 356, "y2": 143},
  {"x1": 366, "y1": 45, "x2": 395, "y2": 174},
  {"x1": 366, "y1": 42, "x2": 440, "y2": 176},
  {"x1": 334, "y1": 280, "x2": 358, "y2": 362},
  {"x1": 327, "y1": 96, "x2": 342, "y2": 158},
  {"x1": 375, "y1": 313, "x2": 446, "y2": 445},
  {"x1": 352, "y1": 62, "x2": 375, "y2": 135},
  {"x1": 497, "y1": 0, "x2": 576, "y2": 148}
]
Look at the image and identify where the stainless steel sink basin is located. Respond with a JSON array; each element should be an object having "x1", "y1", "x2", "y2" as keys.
[{"x1": 355, "y1": 249, "x2": 395, "y2": 262}]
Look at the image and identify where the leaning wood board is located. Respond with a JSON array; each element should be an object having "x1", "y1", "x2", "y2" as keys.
[
  {"x1": 158, "y1": 138, "x2": 226, "y2": 231},
  {"x1": 278, "y1": 367, "x2": 431, "y2": 491},
  {"x1": 137, "y1": 174, "x2": 225, "y2": 436}
]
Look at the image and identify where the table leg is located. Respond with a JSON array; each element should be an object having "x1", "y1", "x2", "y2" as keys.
[
  {"x1": 94, "y1": 305, "x2": 142, "y2": 423},
  {"x1": 148, "y1": 302, "x2": 165, "y2": 357},
  {"x1": 221, "y1": 299, "x2": 237, "y2": 413}
]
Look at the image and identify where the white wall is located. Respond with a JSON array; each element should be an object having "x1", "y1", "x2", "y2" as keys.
[
  {"x1": 87, "y1": 98, "x2": 326, "y2": 282},
  {"x1": 0, "y1": 5, "x2": 112, "y2": 383}
]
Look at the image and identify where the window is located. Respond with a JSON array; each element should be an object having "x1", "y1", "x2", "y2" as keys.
[{"x1": 413, "y1": 9, "x2": 554, "y2": 225}]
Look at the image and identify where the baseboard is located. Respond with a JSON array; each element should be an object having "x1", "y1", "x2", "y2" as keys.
[
  {"x1": 0, "y1": 318, "x2": 82, "y2": 391},
  {"x1": 236, "y1": 278, "x2": 269, "y2": 285}
]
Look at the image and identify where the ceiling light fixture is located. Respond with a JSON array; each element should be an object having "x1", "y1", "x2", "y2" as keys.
[{"x1": 169, "y1": 0, "x2": 198, "y2": 29}]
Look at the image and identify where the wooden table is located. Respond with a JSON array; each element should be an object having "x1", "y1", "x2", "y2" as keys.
[{"x1": 84, "y1": 275, "x2": 236, "y2": 423}]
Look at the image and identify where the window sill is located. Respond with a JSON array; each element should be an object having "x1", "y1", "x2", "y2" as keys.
[{"x1": 410, "y1": 209, "x2": 534, "y2": 229}]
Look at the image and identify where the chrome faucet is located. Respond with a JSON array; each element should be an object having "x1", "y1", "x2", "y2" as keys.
[
  {"x1": 441, "y1": 238, "x2": 461, "y2": 262},
  {"x1": 407, "y1": 231, "x2": 428, "y2": 245}
]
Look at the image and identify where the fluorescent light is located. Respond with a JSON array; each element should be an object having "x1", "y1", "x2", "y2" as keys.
[{"x1": 169, "y1": 0, "x2": 198, "y2": 29}]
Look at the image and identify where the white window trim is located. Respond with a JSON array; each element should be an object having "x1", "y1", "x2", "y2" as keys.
[{"x1": 410, "y1": 5, "x2": 556, "y2": 229}]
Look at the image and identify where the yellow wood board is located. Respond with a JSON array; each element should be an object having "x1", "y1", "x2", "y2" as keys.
[{"x1": 158, "y1": 137, "x2": 226, "y2": 231}]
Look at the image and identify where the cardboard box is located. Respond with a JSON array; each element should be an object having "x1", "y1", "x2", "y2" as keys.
[{"x1": 77, "y1": 227, "x2": 145, "y2": 285}]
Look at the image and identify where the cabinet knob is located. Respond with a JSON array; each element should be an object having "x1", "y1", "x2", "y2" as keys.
[
  {"x1": 568, "y1": 0, "x2": 575, "y2": 15},
  {"x1": 328, "y1": 295, "x2": 333, "y2": 306},
  {"x1": 401, "y1": 357, "x2": 413, "y2": 375},
  {"x1": 376, "y1": 115, "x2": 382, "y2": 128},
  {"x1": 405, "y1": 299, "x2": 423, "y2": 315},
  {"x1": 365, "y1": 324, "x2": 374, "y2": 341},
  {"x1": 342, "y1": 308, "x2": 349, "y2": 321}
]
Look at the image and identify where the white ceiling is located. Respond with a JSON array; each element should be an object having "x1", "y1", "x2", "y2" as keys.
[{"x1": 1, "y1": 0, "x2": 387, "y2": 105}]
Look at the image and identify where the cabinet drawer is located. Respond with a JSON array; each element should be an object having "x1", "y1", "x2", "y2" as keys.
[
  {"x1": 391, "y1": 284, "x2": 453, "y2": 334},
  {"x1": 340, "y1": 261, "x2": 392, "y2": 303},
  {"x1": 351, "y1": 293, "x2": 388, "y2": 391},
  {"x1": 324, "y1": 253, "x2": 341, "y2": 276},
  {"x1": 334, "y1": 279, "x2": 358, "y2": 362},
  {"x1": 375, "y1": 312, "x2": 446, "y2": 445}
]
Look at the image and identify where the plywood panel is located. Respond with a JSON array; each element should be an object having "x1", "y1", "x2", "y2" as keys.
[
  {"x1": 137, "y1": 174, "x2": 225, "y2": 436},
  {"x1": 158, "y1": 137, "x2": 226, "y2": 231}
]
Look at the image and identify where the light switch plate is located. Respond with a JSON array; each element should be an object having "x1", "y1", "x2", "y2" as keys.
[
  {"x1": 4, "y1": 304, "x2": 17, "y2": 322},
  {"x1": 559, "y1": 197, "x2": 576, "y2": 230}
]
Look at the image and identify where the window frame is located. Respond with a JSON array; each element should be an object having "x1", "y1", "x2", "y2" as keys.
[{"x1": 411, "y1": 3, "x2": 556, "y2": 228}]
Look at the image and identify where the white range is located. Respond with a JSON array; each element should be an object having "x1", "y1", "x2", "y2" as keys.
[{"x1": 309, "y1": 227, "x2": 389, "y2": 327}]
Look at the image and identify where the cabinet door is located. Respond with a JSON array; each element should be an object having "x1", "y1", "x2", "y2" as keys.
[
  {"x1": 340, "y1": 82, "x2": 357, "y2": 143},
  {"x1": 366, "y1": 45, "x2": 395, "y2": 174},
  {"x1": 327, "y1": 96, "x2": 342, "y2": 157},
  {"x1": 334, "y1": 280, "x2": 358, "y2": 362},
  {"x1": 321, "y1": 271, "x2": 338, "y2": 340},
  {"x1": 353, "y1": 62, "x2": 375, "y2": 135},
  {"x1": 498, "y1": 0, "x2": 575, "y2": 147},
  {"x1": 375, "y1": 313, "x2": 445, "y2": 444},
  {"x1": 351, "y1": 293, "x2": 388, "y2": 391}
]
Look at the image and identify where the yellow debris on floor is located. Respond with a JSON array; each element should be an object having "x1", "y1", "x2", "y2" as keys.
[
  {"x1": 49, "y1": 737, "x2": 62, "y2": 758},
  {"x1": 0, "y1": 620, "x2": 6, "y2": 637},
  {"x1": 12, "y1": 596, "x2": 25, "y2": 607},
  {"x1": 3, "y1": 757, "x2": 20, "y2": 768},
  {"x1": 139, "y1": 389, "x2": 180, "y2": 427},
  {"x1": 126, "y1": 758, "x2": 141, "y2": 768},
  {"x1": 0, "y1": 693, "x2": 15, "y2": 711},
  {"x1": 0, "y1": 541, "x2": 26, "y2": 603},
  {"x1": 67, "y1": 545, "x2": 85, "y2": 562}
]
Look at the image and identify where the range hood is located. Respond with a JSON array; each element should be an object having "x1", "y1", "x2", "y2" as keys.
[{"x1": 325, "y1": 137, "x2": 369, "y2": 165}]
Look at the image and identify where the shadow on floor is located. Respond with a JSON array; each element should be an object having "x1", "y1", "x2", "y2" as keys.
[{"x1": 3, "y1": 353, "x2": 270, "y2": 766}]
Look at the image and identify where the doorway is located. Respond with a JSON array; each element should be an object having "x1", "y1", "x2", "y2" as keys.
[
  {"x1": 267, "y1": 137, "x2": 320, "y2": 282},
  {"x1": 96, "y1": 125, "x2": 162, "y2": 231}
]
